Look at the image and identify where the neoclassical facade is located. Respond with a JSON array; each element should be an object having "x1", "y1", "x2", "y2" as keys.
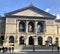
[{"x1": 0, "y1": 5, "x2": 60, "y2": 51}]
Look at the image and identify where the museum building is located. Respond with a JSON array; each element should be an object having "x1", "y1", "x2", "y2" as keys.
[{"x1": 0, "y1": 5, "x2": 60, "y2": 51}]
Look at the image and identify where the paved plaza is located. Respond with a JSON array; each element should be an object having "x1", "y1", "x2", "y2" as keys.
[{"x1": 0, "y1": 51, "x2": 60, "y2": 54}]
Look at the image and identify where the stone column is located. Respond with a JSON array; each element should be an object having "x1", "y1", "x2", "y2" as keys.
[
  {"x1": 35, "y1": 21, "x2": 38, "y2": 34},
  {"x1": 26, "y1": 21, "x2": 29, "y2": 33},
  {"x1": 34, "y1": 21, "x2": 38, "y2": 45},
  {"x1": 25, "y1": 21, "x2": 29, "y2": 45}
]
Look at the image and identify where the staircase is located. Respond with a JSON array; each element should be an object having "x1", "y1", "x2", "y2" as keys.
[
  {"x1": 22, "y1": 45, "x2": 57, "y2": 50},
  {"x1": 17, "y1": 45, "x2": 58, "y2": 52}
]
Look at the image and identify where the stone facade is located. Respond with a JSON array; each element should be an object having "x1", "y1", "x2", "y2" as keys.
[{"x1": 0, "y1": 5, "x2": 60, "y2": 52}]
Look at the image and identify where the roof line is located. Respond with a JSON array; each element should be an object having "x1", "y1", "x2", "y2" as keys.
[{"x1": 5, "y1": 5, "x2": 56, "y2": 18}]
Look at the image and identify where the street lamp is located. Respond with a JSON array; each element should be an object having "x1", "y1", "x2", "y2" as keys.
[
  {"x1": 33, "y1": 36, "x2": 36, "y2": 52},
  {"x1": 52, "y1": 43, "x2": 53, "y2": 52},
  {"x1": 56, "y1": 40, "x2": 59, "y2": 51}
]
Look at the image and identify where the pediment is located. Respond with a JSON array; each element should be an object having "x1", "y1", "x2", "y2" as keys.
[
  {"x1": 12, "y1": 9, "x2": 44, "y2": 17},
  {"x1": 5, "y1": 6, "x2": 55, "y2": 18}
]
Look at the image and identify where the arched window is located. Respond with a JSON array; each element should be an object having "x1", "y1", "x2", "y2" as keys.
[
  {"x1": 47, "y1": 37, "x2": 52, "y2": 45},
  {"x1": 38, "y1": 37, "x2": 43, "y2": 45},
  {"x1": 37, "y1": 22, "x2": 44, "y2": 33},
  {"x1": 28, "y1": 21, "x2": 34, "y2": 32},
  {"x1": 19, "y1": 36, "x2": 24, "y2": 45},
  {"x1": 19, "y1": 21, "x2": 25, "y2": 32},
  {"x1": 9, "y1": 36, "x2": 14, "y2": 43},
  {"x1": 29, "y1": 36, "x2": 34, "y2": 45}
]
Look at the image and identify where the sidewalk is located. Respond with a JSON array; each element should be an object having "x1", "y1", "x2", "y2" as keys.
[
  {"x1": 23, "y1": 49, "x2": 60, "y2": 51},
  {"x1": 0, "y1": 49, "x2": 60, "y2": 54},
  {"x1": 14, "y1": 49, "x2": 60, "y2": 53}
]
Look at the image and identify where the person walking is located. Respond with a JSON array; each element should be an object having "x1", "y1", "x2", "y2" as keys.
[{"x1": 57, "y1": 46, "x2": 59, "y2": 51}]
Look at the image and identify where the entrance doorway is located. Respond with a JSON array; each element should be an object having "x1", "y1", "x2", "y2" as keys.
[
  {"x1": 29, "y1": 36, "x2": 34, "y2": 45},
  {"x1": 38, "y1": 37, "x2": 43, "y2": 45}
]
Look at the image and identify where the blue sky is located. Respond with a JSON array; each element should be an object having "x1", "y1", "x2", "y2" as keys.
[{"x1": 0, "y1": 0, "x2": 60, "y2": 18}]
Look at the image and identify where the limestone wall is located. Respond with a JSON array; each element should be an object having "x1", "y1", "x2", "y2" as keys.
[{"x1": 5, "y1": 18, "x2": 16, "y2": 33}]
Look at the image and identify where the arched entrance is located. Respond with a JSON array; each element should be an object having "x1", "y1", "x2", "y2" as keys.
[
  {"x1": 19, "y1": 36, "x2": 24, "y2": 45},
  {"x1": 29, "y1": 36, "x2": 34, "y2": 45},
  {"x1": 9, "y1": 36, "x2": 14, "y2": 43},
  {"x1": 55, "y1": 37, "x2": 58, "y2": 46},
  {"x1": 38, "y1": 37, "x2": 43, "y2": 45},
  {"x1": 47, "y1": 37, "x2": 52, "y2": 46}
]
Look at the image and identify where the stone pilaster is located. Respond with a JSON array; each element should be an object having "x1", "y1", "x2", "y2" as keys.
[
  {"x1": 25, "y1": 36, "x2": 29, "y2": 45},
  {"x1": 58, "y1": 36, "x2": 60, "y2": 47},
  {"x1": 34, "y1": 37, "x2": 38, "y2": 45}
]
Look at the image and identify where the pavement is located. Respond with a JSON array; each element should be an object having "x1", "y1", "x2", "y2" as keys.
[
  {"x1": 0, "y1": 49, "x2": 60, "y2": 54},
  {"x1": 14, "y1": 49, "x2": 60, "y2": 52},
  {"x1": 0, "y1": 51, "x2": 60, "y2": 54}
]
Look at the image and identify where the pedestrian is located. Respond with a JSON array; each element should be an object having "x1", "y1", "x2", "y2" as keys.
[
  {"x1": 4, "y1": 47, "x2": 7, "y2": 52},
  {"x1": 7, "y1": 47, "x2": 9, "y2": 52},
  {"x1": 52, "y1": 44, "x2": 53, "y2": 52},
  {"x1": 9, "y1": 47, "x2": 11, "y2": 52},
  {"x1": 2, "y1": 47, "x2": 4, "y2": 53},
  {"x1": 12, "y1": 47, "x2": 14, "y2": 52},
  {"x1": 5, "y1": 47, "x2": 7, "y2": 52},
  {"x1": 57, "y1": 46, "x2": 59, "y2": 51}
]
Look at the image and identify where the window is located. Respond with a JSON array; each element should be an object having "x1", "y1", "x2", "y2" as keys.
[
  {"x1": 28, "y1": 21, "x2": 34, "y2": 32},
  {"x1": 19, "y1": 21, "x2": 25, "y2": 32},
  {"x1": 9, "y1": 36, "x2": 14, "y2": 43},
  {"x1": 19, "y1": 36, "x2": 24, "y2": 45},
  {"x1": 37, "y1": 22, "x2": 44, "y2": 33}
]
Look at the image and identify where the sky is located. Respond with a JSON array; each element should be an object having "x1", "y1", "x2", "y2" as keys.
[{"x1": 0, "y1": 0, "x2": 60, "y2": 19}]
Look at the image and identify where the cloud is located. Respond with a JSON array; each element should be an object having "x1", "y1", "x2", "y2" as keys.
[
  {"x1": 45, "y1": 8, "x2": 50, "y2": 12},
  {"x1": 56, "y1": 14, "x2": 60, "y2": 19}
]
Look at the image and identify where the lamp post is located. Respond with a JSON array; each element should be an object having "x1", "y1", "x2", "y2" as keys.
[
  {"x1": 52, "y1": 43, "x2": 53, "y2": 52},
  {"x1": 57, "y1": 40, "x2": 59, "y2": 51},
  {"x1": 33, "y1": 36, "x2": 36, "y2": 52},
  {"x1": 33, "y1": 42, "x2": 35, "y2": 52}
]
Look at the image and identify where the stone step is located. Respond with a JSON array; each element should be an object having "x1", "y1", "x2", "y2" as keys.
[{"x1": 21, "y1": 45, "x2": 57, "y2": 50}]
